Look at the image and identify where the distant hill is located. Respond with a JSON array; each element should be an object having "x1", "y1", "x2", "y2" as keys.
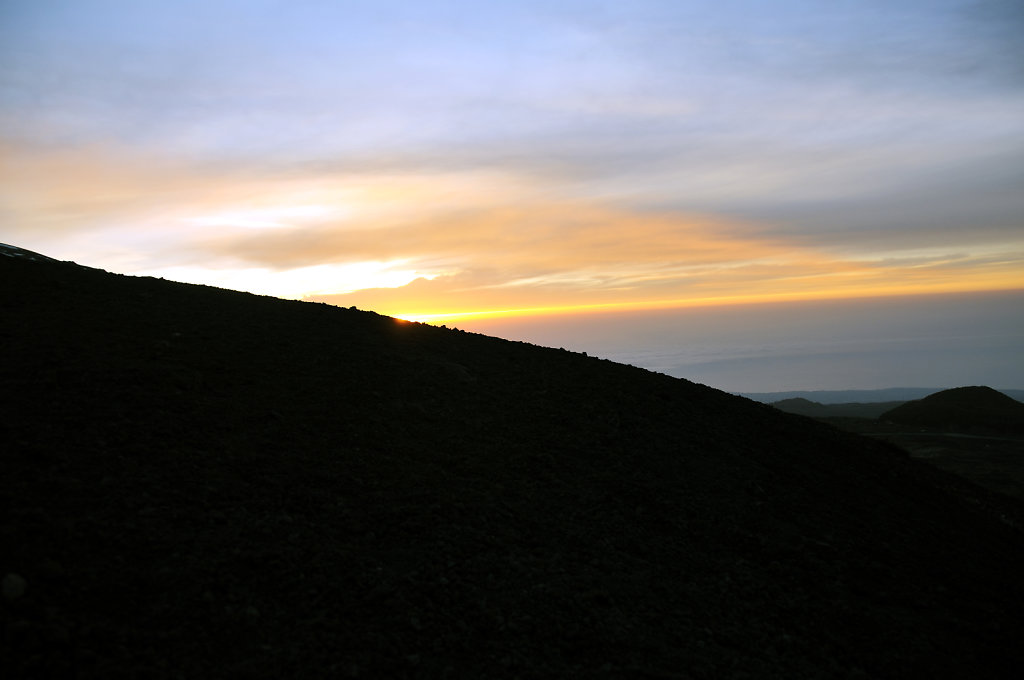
[
  {"x1": 3, "y1": 248, "x2": 1024, "y2": 679},
  {"x1": 771, "y1": 398, "x2": 905, "y2": 419},
  {"x1": 743, "y1": 387, "x2": 1024, "y2": 404},
  {"x1": 881, "y1": 386, "x2": 1024, "y2": 434},
  {"x1": 770, "y1": 397, "x2": 834, "y2": 417}
]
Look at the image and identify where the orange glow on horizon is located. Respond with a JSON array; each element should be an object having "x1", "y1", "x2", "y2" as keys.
[
  {"x1": 6, "y1": 143, "x2": 1022, "y2": 328},
  {"x1": 387, "y1": 278, "x2": 1024, "y2": 325}
]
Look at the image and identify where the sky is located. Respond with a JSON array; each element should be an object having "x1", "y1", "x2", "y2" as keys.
[{"x1": 2, "y1": 0, "x2": 1023, "y2": 392}]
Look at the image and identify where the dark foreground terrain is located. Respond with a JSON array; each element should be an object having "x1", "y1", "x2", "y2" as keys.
[
  {"x1": 773, "y1": 389, "x2": 1024, "y2": 501},
  {"x1": 3, "y1": 249, "x2": 1024, "y2": 679},
  {"x1": 871, "y1": 429, "x2": 1024, "y2": 501}
]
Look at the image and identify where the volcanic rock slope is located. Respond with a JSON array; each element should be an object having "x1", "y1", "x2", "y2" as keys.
[{"x1": 2, "y1": 252, "x2": 1023, "y2": 679}]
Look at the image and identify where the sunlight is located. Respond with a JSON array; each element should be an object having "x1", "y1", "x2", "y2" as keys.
[
  {"x1": 390, "y1": 277, "x2": 1024, "y2": 326},
  {"x1": 138, "y1": 261, "x2": 432, "y2": 300}
]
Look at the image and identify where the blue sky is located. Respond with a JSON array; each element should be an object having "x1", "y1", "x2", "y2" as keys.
[{"x1": 2, "y1": 0, "x2": 1022, "y2": 390}]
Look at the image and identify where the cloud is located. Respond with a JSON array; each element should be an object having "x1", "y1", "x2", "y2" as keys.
[
  {"x1": 203, "y1": 199, "x2": 767, "y2": 269},
  {"x1": 300, "y1": 213, "x2": 1024, "y2": 322},
  {"x1": 3, "y1": 138, "x2": 1021, "y2": 322},
  {"x1": 2, "y1": 0, "x2": 1021, "y2": 321}
]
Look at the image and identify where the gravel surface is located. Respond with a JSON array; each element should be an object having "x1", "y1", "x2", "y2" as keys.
[{"x1": 3, "y1": 254, "x2": 1023, "y2": 679}]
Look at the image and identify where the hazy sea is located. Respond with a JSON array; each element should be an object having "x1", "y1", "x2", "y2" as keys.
[{"x1": 457, "y1": 290, "x2": 1024, "y2": 394}]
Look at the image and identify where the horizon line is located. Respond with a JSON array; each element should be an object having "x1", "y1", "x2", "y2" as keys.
[{"x1": 389, "y1": 283, "x2": 1024, "y2": 324}]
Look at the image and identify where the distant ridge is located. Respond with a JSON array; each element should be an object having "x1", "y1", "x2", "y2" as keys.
[
  {"x1": 769, "y1": 398, "x2": 835, "y2": 418},
  {"x1": 770, "y1": 397, "x2": 905, "y2": 419},
  {"x1": 742, "y1": 387, "x2": 1024, "y2": 404}
]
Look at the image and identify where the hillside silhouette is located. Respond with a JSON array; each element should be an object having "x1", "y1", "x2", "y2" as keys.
[
  {"x1": 881, "y1": 386, "x2": 1024, "y2": 434},
  {"x1": 3, "y1": 248, "x2": 1024, "y2": 678}
]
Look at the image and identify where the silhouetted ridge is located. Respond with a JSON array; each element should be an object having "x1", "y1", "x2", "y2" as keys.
[
  {"x1": 2, "y1": 247, "x2": 1023, "y2": 679},
  {"x1": 743, "y1": 387, "x2": 949, "y2": 403},
  {"x1": 882, "y1": 385, "x2": 1024, "y2": 434},
  {"x1": 769, "y1": 397, "x2": 830, "y2": 417},
  {"x1": 0, "y1": 242, "x2": 60, "y2": 263},
  {"x1": 773, "y1": 398, "x2": 918, "y2": 420}
]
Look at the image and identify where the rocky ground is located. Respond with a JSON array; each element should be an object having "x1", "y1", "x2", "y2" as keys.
[{"x1": 3, "y1": 253, "x2": 1024, "y2": 678}]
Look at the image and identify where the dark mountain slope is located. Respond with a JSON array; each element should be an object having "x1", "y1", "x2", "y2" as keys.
[
  {"x1": 0, "y1": 242, "x2": 60, "y2": 263},
  {"x1": 881, "y1": 386, "x2": 1024, "y2": 434},
  {"x1": 2, "y1": 253, "x2": 1023, "y2": 679}
]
